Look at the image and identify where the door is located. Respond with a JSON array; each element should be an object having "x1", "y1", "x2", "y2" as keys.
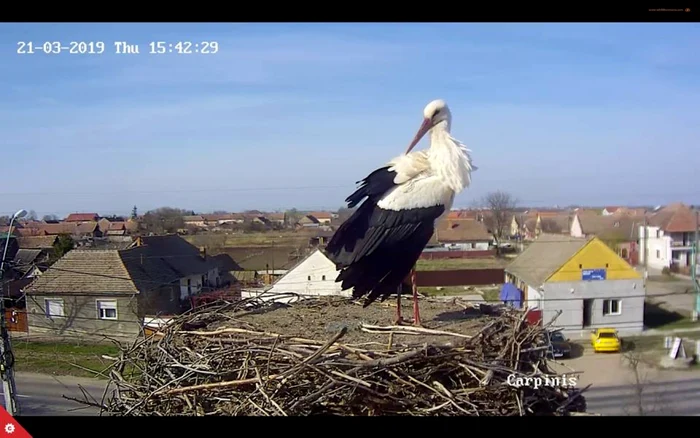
[{"x1": 582, "y1": 299, "x2": 593, "y2": 328}]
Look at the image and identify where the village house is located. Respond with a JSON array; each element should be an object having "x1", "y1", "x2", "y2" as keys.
[
  {"x1": 264, "y1": 213, "x2": 286, "y2": 226},
  {"x1": 183, "y1": 215, "x2": 206, "y2": 228},
  {"x1": 297, "y1": 215, "x2": 321, "y2": 228},
  {"x1": 246, "y1": 248, "x2": 349, "y2": 300},
  {"x1": 570, "y1": 213, "x2": 641, "y2": 266},
  {"x1": 505, "y1": 234, "x2": 644, "y2": 337},
  {"x1": 308, "y1": 212, "x2": 333, "y2": 225},
  {"x1": 431, "y1": 218, "x2": 493, "y2": 250},
  {"x1": 638, "y1": 202, "x2": 698, "y2": 273},
  {"x1": 518, "y1": 212, "x2": 572, "y2": 240},
  {"x1": 24, "y1": 234, "x2": 220, "y2": 339}
]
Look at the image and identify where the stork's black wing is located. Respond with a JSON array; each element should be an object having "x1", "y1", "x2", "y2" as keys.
[{"x1": 324, "y1": 166, "x2": 444, "y2": 306}]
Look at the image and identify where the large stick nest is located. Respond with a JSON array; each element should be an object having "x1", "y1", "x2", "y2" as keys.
[{"x1": 88, "y1": 293, "x2": 588, "y2": 416}]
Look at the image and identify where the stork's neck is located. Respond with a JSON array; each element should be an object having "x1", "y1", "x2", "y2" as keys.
[{"x1": 428, "y1": 123, "x2": 473, "y2": 193}]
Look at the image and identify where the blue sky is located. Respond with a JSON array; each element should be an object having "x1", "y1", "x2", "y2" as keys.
[{"x1": 1, "y1": 23, "x2": 699, "y2": 217}]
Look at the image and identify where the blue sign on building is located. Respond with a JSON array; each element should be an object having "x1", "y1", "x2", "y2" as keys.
[{"x1": 582, "y1": 269, "x2": 606, "y2": 281}]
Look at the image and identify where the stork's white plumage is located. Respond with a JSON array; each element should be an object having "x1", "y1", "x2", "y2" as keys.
[{"x1": 324, "y1": 99, "x2": 475, "y2": 325}]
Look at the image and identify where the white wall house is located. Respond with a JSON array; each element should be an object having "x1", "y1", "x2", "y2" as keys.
[
  {"x1": 638, "y1": 224, "x2": 695, "y2": 271},
  {"x1": 263, "y1": 249, "x2": 350, "y2": 298},
  {"x1": 179, "y1": 267, "x2": 220, "y2": 300},
  {"x1": 570, "y1": 214, "x2": 584, "y2": 238}
]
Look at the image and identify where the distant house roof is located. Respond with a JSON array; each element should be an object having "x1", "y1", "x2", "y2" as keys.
[
  {"x1": 108, "y1": 221, "x2": 127, "y2": 231},
  {"x1": 506, "y1": 234, "x2": 589, "y2": 288},
  {"x1": 577, "y1": 214, "x2": 640, "y2": 241},
  {"x1": 183, "y1": 215, "x2": 205, "y2": 222},
  {"x1": 604, "y1": 207, "x2": 620, "y2": 213},
  {"x1": 65, "y1": 213, "x2": 99, "y2": 222},
  {"x1": 432, "y1": 218, "x2": 492, "y2": 243},
  {"x1": 16, "y1": 236, "x2": 58, "y2": 249},
  {"x1": 309, "y1": 212, "x2": 332, "y2": 220},
  {"x1": 299, "y1": 215, "x2": 319, "y2": 225},
  {"x1": 134, "y1": 234, "x2": 218, "y2": 277},
  {"x1": 647, "y1": 202, "x2": 697, "y2": 233},
  {"x1": 13, "y1": 249, "x2": 42, "y2": 267},
  {"x1": 211, "y1": 253, "x2": 243, "y2": 271},
  {"x1": 19, "y1": 222, "x2": 98, "y2": 236}
]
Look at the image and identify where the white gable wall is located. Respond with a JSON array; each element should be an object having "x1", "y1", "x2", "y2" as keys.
[
  {"x1": 570, "y1": 215, "x2": 584, "y2": 238},
  {"x1": 267, "y1": 249, "x2": 351, "y2": 298}
]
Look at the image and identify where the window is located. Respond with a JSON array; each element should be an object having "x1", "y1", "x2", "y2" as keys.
[
  {"x1": 322, "y1": 275, "x2": 326, "y2": 281},
  {"x1": 307, "y1": 275, "x2": 311, "y2": 281},
  {"x1": 45, "y1": 299, "x2": 64, "y2": 318},
  {"x1": 621, "y1": 248, "x2": 628, "y2": 258},
  {"x1": 656, "y1": 250, "x2": 661, "y2": 259},
  {"x1": 96, "y1": 300, "x2": 118, "y2": 320},
  {"x1": 602, "y1": 299, "x2": 621, "y2": 316}
]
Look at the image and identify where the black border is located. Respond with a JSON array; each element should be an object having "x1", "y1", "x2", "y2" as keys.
[
  {"x1": 2, "y1": 5, "x2": 698, "y2": 22},
  {"x1": 13, "y1": 414, "x2": 698, "y2": 435}
]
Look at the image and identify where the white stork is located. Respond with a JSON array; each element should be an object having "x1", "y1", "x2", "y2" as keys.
[{"x1": 324, "y1": 99, "x2": 476, "y2": 326}]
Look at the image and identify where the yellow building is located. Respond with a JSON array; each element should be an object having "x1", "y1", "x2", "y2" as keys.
[{"x1": 505, "y1": 234, "x2": 644, "y2": 337}]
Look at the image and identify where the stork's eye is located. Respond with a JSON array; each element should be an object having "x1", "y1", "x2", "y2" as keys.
[{"x1": 433, "y1": 109, "x2": 441, "y2": 117}]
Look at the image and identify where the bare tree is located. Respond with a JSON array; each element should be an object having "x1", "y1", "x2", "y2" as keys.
[
  {"x1": 140, "y1": 207, "x2": 188, "y2": 235},
  {"x1": 481, "y1": 190, "x2": 517, "y2": 243},
  {"x1": 621, "y1": 351, "x2": 672, "y2": 416}
]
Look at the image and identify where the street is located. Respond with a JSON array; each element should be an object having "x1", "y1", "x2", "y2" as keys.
[
  {"x1": 585, "y1": 377, "x2": 700, "y2": 416},
  {"x1": 1, "y1": 372, "x2": 107, "y2": 416}
]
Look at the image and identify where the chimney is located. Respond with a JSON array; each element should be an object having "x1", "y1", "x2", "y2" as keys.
[{"x1": 200, "y1": 246, "x2": 206, "y2": 259}]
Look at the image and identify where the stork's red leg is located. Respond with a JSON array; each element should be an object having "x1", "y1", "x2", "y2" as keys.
[
  {"x1": 395, "y1": 286, "x2": 404, "y2": 325},
  {"x1": 412, "y1": 267, "x2": 422, "y2": 326}
]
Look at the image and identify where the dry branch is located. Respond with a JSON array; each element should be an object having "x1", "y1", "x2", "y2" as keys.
[{"x1": 79, "y1": 294, "x2": 587, "y2": 416}]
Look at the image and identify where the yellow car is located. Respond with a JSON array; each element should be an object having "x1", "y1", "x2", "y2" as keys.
[{"x1": 591, "y1": 328, "x2": 621, "y2": 353}]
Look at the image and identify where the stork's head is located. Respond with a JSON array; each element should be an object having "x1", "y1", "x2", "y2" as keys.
[{"x1": 406, "y1": 99, "x2": 452, "y2": 154}]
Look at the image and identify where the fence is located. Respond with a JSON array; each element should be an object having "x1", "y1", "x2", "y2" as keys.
[
  {"x1": 413, "y1": 269, "x2": 505, "y2": 286},
  {"x1": 419, "y1": 250, "x2": 496, "y2": 260}
]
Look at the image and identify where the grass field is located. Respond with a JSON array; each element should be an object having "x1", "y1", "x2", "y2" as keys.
[
  {"x1": 12, "y1": 341, "x2": 120, "y2": 379},
  {"x1": 416, "y1": 258, "x2": 509, "y2": 271}
]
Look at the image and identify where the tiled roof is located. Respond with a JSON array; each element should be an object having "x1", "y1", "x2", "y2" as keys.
[
  {"x1": 433, "y1": 218, "x2": 493, "y2": 243},
  {"x1": 506, "y1": 234, "x2": 589, "y2": 287},
  {"x1": 135, "y1": 234, "x2": 218, "y2": 276},
  {"x1": 309, "y1": 212, "x2": 332, "y2": 220},
  {"x1": 648, "y1": 202, "x2": 697, "y2": 233},
  {"x1": 211, "y1": 254, "x2": 243, "y2": 271},
  {"x1": 26, "y1": 250, "x2": 141, "y2": 294},
  {"x1": 16, "y1": 236, "x2": 57, "y2": 249},
  {"x1": 65, "y1": 213, "x2": 98, "y2": 222},
  {"x1": 578, "y1": 214, "x2": 640, "y2": 240},
  {"x1": 13, "y1": 249, "x2": 42, "y2": 266}
]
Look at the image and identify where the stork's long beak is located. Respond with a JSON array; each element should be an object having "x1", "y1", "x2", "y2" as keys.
[{"x1": 406, "y1": 117, "x2": 432, "y2": 154}]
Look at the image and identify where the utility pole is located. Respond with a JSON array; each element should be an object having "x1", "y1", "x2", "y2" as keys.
[
  {"x1": 693, "y1": 211, "x2": 699, "y2": 321},
  {"x1": 0, "y1": 209, "x2": 25, "y2": 416},
  {"x1": 643, "y1": 216, "x2": 648, "y2": 286}
]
